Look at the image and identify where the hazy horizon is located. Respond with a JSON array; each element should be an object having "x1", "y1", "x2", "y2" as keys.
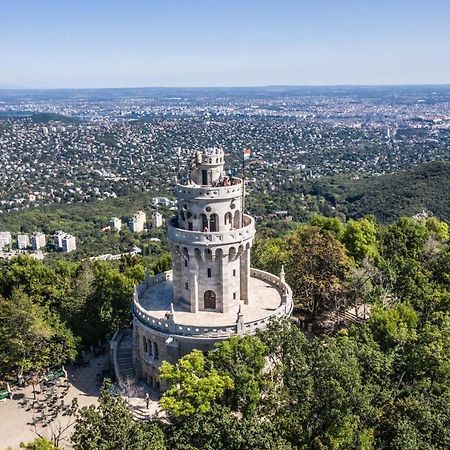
[{"x1": 1, "y1": 83, "x2": 450, "y2": 92}]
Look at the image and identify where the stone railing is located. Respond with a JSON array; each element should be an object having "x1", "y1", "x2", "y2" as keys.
[
  {"x1": 133, "y1": 297, "x2": 237, "y2": 338},
  {"x1": 110, "y1": 330, "x2": 126, "y2": 385},
  {"x1": 132, "y1": 268, "x2": 293, "y2": 339},
  {"x1": 175, "y1": 177, "x2": 242, "y2": 200},
  {"x1": 250, "y1": 268, "x2": 293, "y2": 302},
  {"x1": 138, "y1": 270, "x2": 171, "y2": 294},
  {"x1": 168, "y1": 214, "x2": 255, "y2": 246}
]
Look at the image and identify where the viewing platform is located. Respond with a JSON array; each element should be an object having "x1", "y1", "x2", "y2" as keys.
[
  {"x1": 168, "y1": 214, "x2": 255, "y2": 247},
  {"x1": 132, "y1": 268, "x2": 293, "y2": 340},
  {"x1": 175, "y1": 177, "x2": 242, "y2": 201}
]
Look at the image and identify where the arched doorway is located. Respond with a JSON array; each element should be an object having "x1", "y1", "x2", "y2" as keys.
[{"x1": 204, "y1": 290, "x2": 216, "y2": 309}]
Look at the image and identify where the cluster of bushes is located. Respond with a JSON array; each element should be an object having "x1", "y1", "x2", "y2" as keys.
[{"x1": 0, "y1": 253, "x2": 171, "y2": 381}]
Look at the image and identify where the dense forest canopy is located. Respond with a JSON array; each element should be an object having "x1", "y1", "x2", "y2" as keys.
[{"x1": 3, "y1": 212, "x2": 450, "y2": 449}]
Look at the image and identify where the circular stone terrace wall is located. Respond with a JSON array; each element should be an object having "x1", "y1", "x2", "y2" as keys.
[{"x1": 131, "y1": 268, "x2": 292, "y2": 389}]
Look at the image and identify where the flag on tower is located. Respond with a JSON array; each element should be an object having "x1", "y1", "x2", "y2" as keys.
[{"x1": 243, "y1": 148, "x2": 251, "y2": 160}]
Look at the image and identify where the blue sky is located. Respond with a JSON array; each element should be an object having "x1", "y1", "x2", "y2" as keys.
[{"x1": 0, "y1": 0, "x2": 449, "y2": 88}]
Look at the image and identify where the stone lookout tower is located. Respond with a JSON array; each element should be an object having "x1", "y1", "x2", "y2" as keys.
[{"x1": 131, "y1": 147, "x2": 292, "y2": 389}]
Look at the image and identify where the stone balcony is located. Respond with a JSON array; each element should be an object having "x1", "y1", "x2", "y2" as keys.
[
  {"x1": 175, "y1": 177, "x2": 243, "y2": 201},
  {"x1": 168, "y1": 214, "x2": 255, "y2": 247},
  {"x1": 132, "y1": 268, "x2": 293, "y2": 340}
]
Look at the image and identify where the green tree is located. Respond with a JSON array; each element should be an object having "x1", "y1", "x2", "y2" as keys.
[
  {"x1": 368, "y1": 303, "x2": 419, "y2": 351},
  {"x1": 159, "y1": 350, "x2": 234, "y2": 417},
  {"x1": 379, "y1": 217, "x2": 432, "y2": 303},
  {"x1": 425, "y1": 216, "x2": 449, "y2": 241},
  {"x1": 252, "y1": 237, "x2": 288, "y2": 275},
  {"x1": 381, "y1": 217, "x2": 429, "y2": 261},
  {"x1": 0, "y1": 256, "x2": 72, "y2": 310},
  {"x1": 18, "y1": 438, "x2": 60, "y2": 450},
  {"x1": 209, "y1": 336, "x2": 267, "y2": 416},
  {"x1": 119, "y1": 255, "x2": 146, "y2": 283},
  {"x1": 72, "y1": 382, "x2": 165, "y2": 450},
  {"x1": 152, "y1": 252, "x2": 172, "y2": 274},
  {"x1": 260, "y1": 319, "x2": 390, "y2": 450},
  {"x1": 91, "y1": 261, "x2": 135, "y2": 333},
  {"x1": 343, "y1": 217, "x2": 379, "y2": 262},
  {"x1": 310, "y1": 214, "x2": 346, "y2": 240},
  {"x1": 0, "y1": 290, "x2": 77, "y2": 379},
  {"x1": 285, "y1": 226, "x2": 353, "y2": 317},
  {"x1": 167, "y1": 404, "x2": 293, "y2": 450}
]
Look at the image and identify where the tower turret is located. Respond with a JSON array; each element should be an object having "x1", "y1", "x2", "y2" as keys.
[{"x1": 190, "y1": 147, "x2": 226, "y2": 186}]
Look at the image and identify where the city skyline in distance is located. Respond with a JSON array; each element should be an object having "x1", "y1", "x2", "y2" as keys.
[{"x1": 1, "y1": 0, "x2": 449, "y2": 89}]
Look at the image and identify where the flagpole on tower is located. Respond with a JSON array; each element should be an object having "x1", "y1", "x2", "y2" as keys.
[
  {"x1": 241, "y1": 148, "x2": 251, "y2": 227},
  {"x1": 242, "y1": 150, "x2": 245, "y2": 227}
]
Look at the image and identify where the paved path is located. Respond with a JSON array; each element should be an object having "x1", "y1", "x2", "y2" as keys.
[{"x1": 0, "y1": 354, "x2": 160, "y2": 449}]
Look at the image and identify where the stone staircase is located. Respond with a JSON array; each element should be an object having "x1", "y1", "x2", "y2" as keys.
[
  {"x1": 113, "y1": 330, "x2": 136, "y2": 383},
  {"x1": 117, "y1": 347, "x2": 135, "y2": 381}
]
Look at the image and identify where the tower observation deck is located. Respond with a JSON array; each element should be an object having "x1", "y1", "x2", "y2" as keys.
[{"x1": 131, "y1": 147, "x2": 292, "y2": 389}]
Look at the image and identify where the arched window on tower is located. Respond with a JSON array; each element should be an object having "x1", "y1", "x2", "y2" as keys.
[
  {"x1": 143, "y1": 336, "x2": 147, "y2": 353},
  {"x1": 224, "y1": 212, "x2": 232, "y2": 226},
  {"x1": 204, "y1": 290, "x2": 216, "y2": 309},
  {"x1": 201, "y1": 213, "x2": 208, "y2": 231},
  {"x1": 233, "y1": 210, "x2": 241, "y2": 229},
  {"x1": 187, "y1": 212, "x2": 193, "y2": 230},
  {"x1": 153, "y1": 342, "x2": 159, "y2": 360},
  {"x1": 210, "y1": 213, "x2": 218, "y2": 232}
]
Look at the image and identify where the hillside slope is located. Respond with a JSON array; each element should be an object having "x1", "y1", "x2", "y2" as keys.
[{"x1": 342, "y1": 161, "x2": 450, "y2": 222}]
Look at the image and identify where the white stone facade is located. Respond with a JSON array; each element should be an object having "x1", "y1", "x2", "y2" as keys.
[
  {"x1": 131, "y1": 148, "x2": 292, "y2": 389},
  {"x1": 31, "y1": 232, "x2": 46, "y2": 251},
  {"x1": 17, "y1": 234, "x2": 30, "y2": 250},
  {"x1": 129, "y1": 211, "x2": 146, "y2": 233},
  {"x1": 110, "y1": 217, "x2": 122, "y2": 232},
  {"x1": 151, "y1": 211, "x2": 163, "y2": 228}
]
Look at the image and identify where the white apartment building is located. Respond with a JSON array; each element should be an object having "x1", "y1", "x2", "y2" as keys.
[
  {"x1": 0, "y1": 232, "x2": 12, "y2": 250},
  {"x1": 62, "y1": 234, "x2": 76, "y2": 253},
  {"x1": 54, "y1": 231, "x2": 76, "y2": 252},
  {"x1": 129, "y1": 210, "x2": 146, "y2": 233},
  {"x1": 151, "y1": 211, "x2": 163, "y2": 228},
  {"x1": 17, "y1": 234, "x2": 30, "y2": 250},
  {"x1": 110, "y1": 217, "x2": 122, "y2": 232},
  {"x1": 31, "y1": 232, "x2": 46, "y2": 251},
  {"x1": 54, "y1": 231, "x2": 64, "y2": 249}
]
